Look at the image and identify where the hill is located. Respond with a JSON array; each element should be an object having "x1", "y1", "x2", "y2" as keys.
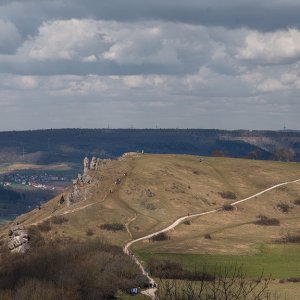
[
  {"x1": 0, "y1": 128, "x2": 300, "y2": 165},
  {"x1": 1, "y1": 153, "x2": 300, "y2": 299},
  {"x1": 1, "y1": 154, "x2": 300, "y2": 243}
]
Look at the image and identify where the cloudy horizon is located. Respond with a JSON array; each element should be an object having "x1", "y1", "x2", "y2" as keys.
[{"x1": 0, "y1": 0, "x2": 300, "y2": 131}]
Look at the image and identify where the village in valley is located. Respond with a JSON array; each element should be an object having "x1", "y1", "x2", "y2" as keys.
[{"x1": 0, "y1": 172, "x2": 70, "y2": 191}]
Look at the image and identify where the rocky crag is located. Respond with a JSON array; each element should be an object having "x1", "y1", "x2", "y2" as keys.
[
  {"x1": 8, "y1": 225, "x2": 30, "y2": 253},
  {"x1": 66, "y1": 156, "x2": 111, "y2": 206}
]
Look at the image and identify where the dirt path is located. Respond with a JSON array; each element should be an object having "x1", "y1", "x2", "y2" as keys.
[
  {"x1": 124, "y1": 177, "x2": 300, "y2": 299},
  {"x1": 125, "y1": 214, "x2": 137, "y2": 239}
]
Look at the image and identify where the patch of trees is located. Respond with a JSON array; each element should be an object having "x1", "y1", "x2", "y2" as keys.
[
  {"x1": 222, "y1": 204, "x2": 235, "y2": 211},
  {"x1": 0, "y1": 238, "x2": 147, "y2": 300},
  {"x1": 271, "y1": 148, "x2": 294, "y2": 162},
  {"x1": 218, "y1": 191, "x2": 237, "y2": 199},
  {"x1": 254, "y1": 215, "x2": 280, "y2": 226},
  {"x1": 294, "y1": 198, "x2": 300, "y2": 206},
  {"x1": 278, "y1": 232, "x2": 300, "y2": 244},
  {"x1": 99, "y1": 223, "x2": 125, "y2": 232},
  {"x1": 148, "y1": 259, "x2": 277, "y2": 300},
  {"x1": 149, "y1": 232, "x2": 170, "y2": 242},
  {"x1": 277, "y1": 203, "x2": 290, "y2": 213},
  {"x1": 147, "y1": 259, "x2": 214, "y2": 281}
]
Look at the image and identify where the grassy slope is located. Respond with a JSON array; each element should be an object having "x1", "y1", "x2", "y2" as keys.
[
  {"x1": 1, "y1": 154, "x2": 300, "y2": 298},
  {"x1": 2, "y1": 154, "x2": 300, "y2": 246}
]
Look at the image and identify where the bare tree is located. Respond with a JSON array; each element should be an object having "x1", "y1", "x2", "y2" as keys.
[{"x1": 155, "y1": 266, "x2": 279, "y2": 300}]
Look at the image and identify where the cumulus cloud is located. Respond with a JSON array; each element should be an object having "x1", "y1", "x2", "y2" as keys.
[
  {"x1": 238, "y1": 28, "x2": 300, "y2": 63},
  {"x1": 0, "y1": 1, "x2": 299, "y2": 130},
  {"x1": 0, "y1": 20, "x2": 234, "y2": 76},
  {"x1": 19, "y1": 19, "x2": 109, "y2": 61}
]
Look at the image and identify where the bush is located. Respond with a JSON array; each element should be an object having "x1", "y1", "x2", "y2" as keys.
[
  {"x1": 0, "y1": 238, "x2": 147, "y2": 299},
  {"x1": 183, "y1": 220, "x2": 192, "y2": 225},
  {"x1": 147, "y1": 259, "x2": 214, "y2": 281},
  {"x1": 59, "y1": 196, "x2": 65, "y2": 205},
  {"x1": 287, "y1": 277, "x2": 300, "y2": 282},
  {"x1": 142, "y1": 201, "x2": 156, "y2": 210},
  {"x1": 86, "y1": 228, "x2": 94, "y2": 236},
  {"x1": 278, "y1": 232, "x2": 300, "y2": 243},
  {"x1": 219, "y1": 191, "x2": 237, "y2": 199},
  {"x1": 27, "y1": 226, "x2": 46, "y2": 248},
  {"x1": 204, "y1": 233, "x2": 212, "y2": 240},
  {"x1": 277, "y1": 203, "x2": 290, "y2": 213},
  {"x1": 51, "y1": 215, "x2": 68, "y2": 225},
  {"x1": 150, "y1": 232, "x2": 170, "y2": 242},
  {"x1": 99, "y1": 223, "x2": 125, "y2": 232},
  {"x1": 222, "y1": 204, "x2": 234, "y2": 211},
  {"x1": 254, "y1": 215, "x2": 280, "y2": 226},
  {"x1": 294, "y1": 198, "x2": 300, "y2": 206},
  {"x1": 37, "y1": 220, "x2": 51, "y2": 232}
]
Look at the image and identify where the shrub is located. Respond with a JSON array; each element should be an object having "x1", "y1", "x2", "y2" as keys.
[
  {"x1": 183, "y1": 220, "x2": 192, "y2": 225},
  {"x1": 51, "y1": 215, "x2": 68, "y2": 225},
  {"x1": 145, "y1": 189, "x2": 155, "y2": 197},
  {"x1": 278, "y1": 232, "x2": 300, "y2": 243},
  {"x1": 59, "y1": 196, "x2": 65, "y2": 205},
  {"x1": 204, "y1": 233, "x2": 212, "y2": 240},
  {"x1": 27, "y1": 226, "x2": 46, "y2": 248},
  {"x1": 147, "y1": 259, "x2": 214, "y2": 281},
  {"x1": 222, "y1": 204, "x2": 234, "y2": 211},
  {"x1": 150, "y1": 232, "x2": 170, "y2": 242},
  {"x1": 254, "y1": 215, "x2": 280, "y2": 226},
  {"x1": 0, "y1": 238, "x2": 147, "y2": 299},
  {"x1": 219, "y1": 191, "x2": 237, "y2": 199},
  {"x1": 86, "y1": 228, "x2": 94, "y2": 236},
  {"x1": 37, "y1": 220, "x2": 51, "y2": 232},
  {"x1": 142, "y1": 201, "x2": 156, "y2": 210},
  {"x1": 99, "y1": 223, "x2": 125, "y2": 232},
  {"x1": 287, "y1": 277, "x2": 300, "y2": 282},
  {"x1": 277, "y1": 203, "x2": 290, "y2": 213},
  {"x1": 294, "y1": 198, "x2": 300, "y2": 206}
]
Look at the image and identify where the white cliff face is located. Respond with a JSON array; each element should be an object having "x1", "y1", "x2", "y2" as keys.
[{"x1": 8, "y1": 225, "x2": 30, "y2": 253}]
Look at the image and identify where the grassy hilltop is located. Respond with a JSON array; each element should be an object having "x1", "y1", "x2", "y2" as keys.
[{"x1": 1, "y1": 153, "x2": 300, "y2": 298}]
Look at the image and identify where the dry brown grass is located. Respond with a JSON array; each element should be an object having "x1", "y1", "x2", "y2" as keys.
[{"x1": 1, "y1": 154, "x2": 300, "y2": 251}]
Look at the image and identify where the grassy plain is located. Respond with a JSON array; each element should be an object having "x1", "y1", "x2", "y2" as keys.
[{"x1": 137, "y1": 243, "x2": 300, "y2": 279}]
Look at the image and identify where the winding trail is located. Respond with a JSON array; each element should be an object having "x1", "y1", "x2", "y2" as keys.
[{"x1": 123, "y1": 177, "x2": 300, "y2": 299}]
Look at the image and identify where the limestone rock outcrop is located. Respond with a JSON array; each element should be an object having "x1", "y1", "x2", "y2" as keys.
[
  {"x1": 90, "y1": 156, "x2": 97, "y2": 170},
  {"x1": 83, "y1": 157, "x2": 89, "y2": 174},
  {"x1": 8, "y1": 225, "x2": 30, "y2": 253},
  {"x1": 66, "y1": 156, "x2": 113, "y2": 206}
]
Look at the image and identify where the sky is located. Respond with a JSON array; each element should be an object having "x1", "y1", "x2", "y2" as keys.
[{"x1": 0, "y1": 0, "x2": 300, "y2": 131}]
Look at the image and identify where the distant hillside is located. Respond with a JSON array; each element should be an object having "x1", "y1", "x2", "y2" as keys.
[{"x1": 0, "y1": 128, "x2": 299, "y2": 165}]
